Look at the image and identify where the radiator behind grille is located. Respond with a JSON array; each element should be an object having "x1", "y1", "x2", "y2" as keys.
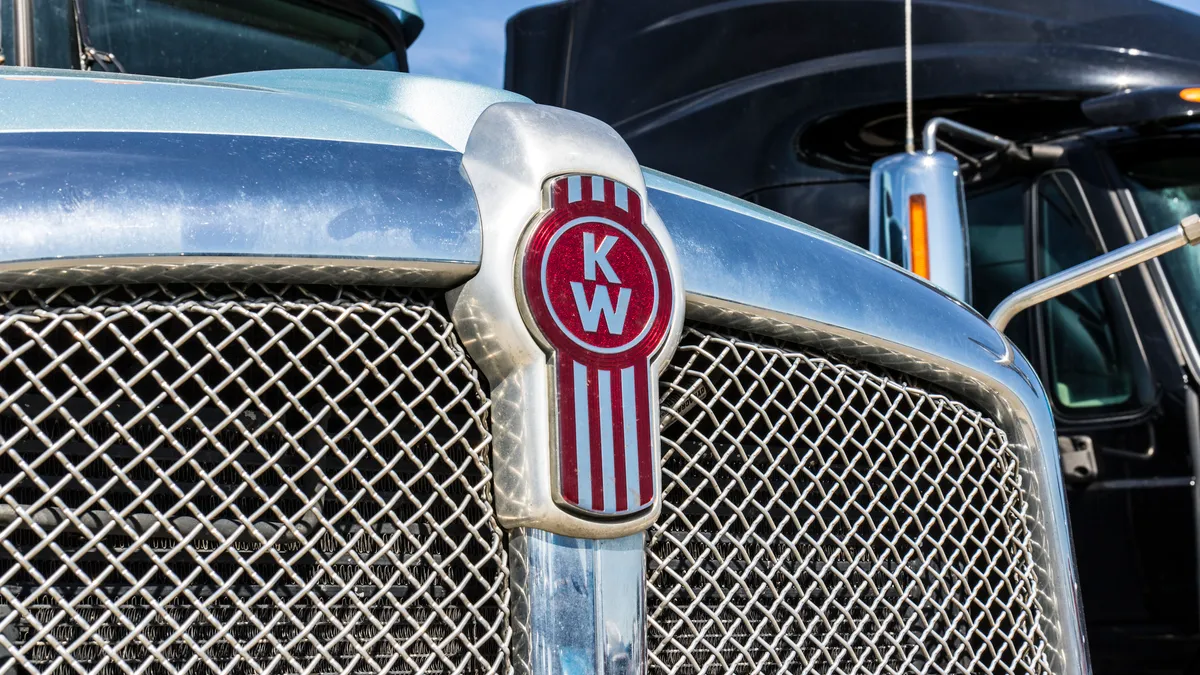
[
  {"x1": 0, "y1": 284, "x2": 507, "y2": 674},
  {"x1": 650, "y1": 326, "x2": 1051, "y2": 675}
]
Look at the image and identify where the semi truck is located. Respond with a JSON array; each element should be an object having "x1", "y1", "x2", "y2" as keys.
[
  {"x1": 505, "y1": 0, "x2": 1200, "y2": 671},
  {"x1": 0, "y1": 0, "x2": 1190, "y2": 673},
  {"x1": 0, "y1": 60, "x2": 1118, "y2": 674}
]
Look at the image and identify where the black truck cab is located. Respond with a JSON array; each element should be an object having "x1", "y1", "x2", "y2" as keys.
[{"x1": 966, "y1": 123, "x2": 1200, "y2": 672}]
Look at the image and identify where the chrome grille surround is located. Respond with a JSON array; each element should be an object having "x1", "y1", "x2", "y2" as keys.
[
  {"x1": 650, "y1": 325, "x2": 1051, "y2": 675},
  {"x1": 0, "y1": 284, "x2": 507, "y2": 674}
]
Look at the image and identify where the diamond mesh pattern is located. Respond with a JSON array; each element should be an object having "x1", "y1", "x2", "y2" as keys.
[
  {"x1": 650, "y1": 326, "x2": 1051, "y2": 675},
  {"x1": 0, "y1": 284, "x2": 507, "y2": 674}
]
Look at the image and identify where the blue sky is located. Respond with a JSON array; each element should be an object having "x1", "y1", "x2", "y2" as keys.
[
  {"x1": 408, "y1": 0, "x2": 1200, "y2": 90},
  {"x1": 407, "y1": 0, "x2": 555, "y2": 89},
  {"x1": 1159, "y1": 0, "x2": 1200, "y2": 13}
]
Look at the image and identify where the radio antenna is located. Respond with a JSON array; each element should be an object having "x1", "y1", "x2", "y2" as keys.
[{"x1": 904, "y1": 0, "x2": 915, "y2": 153}]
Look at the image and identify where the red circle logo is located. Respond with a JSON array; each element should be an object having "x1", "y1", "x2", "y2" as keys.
[
  {"x1": 539, "y1": 218, "x2": 658, "y2": 353},
  {"x1": 522, "y1": 177, "x2": 672, "y2": 368}
]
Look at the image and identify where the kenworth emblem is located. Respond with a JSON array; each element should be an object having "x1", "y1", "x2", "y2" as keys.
[
  {"x1": 519, "y1": 174, "x2": 674, "y2": 516},
  {"x1": 451, "y1": 102, "x2": 684, "y2": 537}
]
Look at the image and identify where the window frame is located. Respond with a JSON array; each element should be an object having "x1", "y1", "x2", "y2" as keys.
[
  {"x1": 11, "y1": 0, "x2": 411, "y2": 75},
  {"x1": 1029, "y1": 169, "x2": 1155, "y2": 423}
]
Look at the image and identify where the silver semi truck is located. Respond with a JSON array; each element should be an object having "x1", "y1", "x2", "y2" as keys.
[
  {"x1": 0, "y1": 0, "x2": 1176, "y2": 672},
  {"x1": 0, "y1": 65, "x2": 1092, "y2": 674}
]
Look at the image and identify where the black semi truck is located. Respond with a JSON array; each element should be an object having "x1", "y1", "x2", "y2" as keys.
[{"x1": 507, "y1": 1, "x2": 1200, "y2": 672}]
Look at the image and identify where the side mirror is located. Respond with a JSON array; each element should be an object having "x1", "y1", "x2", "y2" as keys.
[{"x1": 868, "y1": 150, "x2": 971, "y2": 302}]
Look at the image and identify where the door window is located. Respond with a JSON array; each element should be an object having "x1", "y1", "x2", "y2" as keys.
[
  {"x1": 967, "y1": 173, "x2": 1137, "y2": 412},
  {"x1": 1036, "y1": 173, "x2": 1133, "y2": 410},
  {"x1": 966, "y1": 180, "x2": 1034, "y2": 356}
]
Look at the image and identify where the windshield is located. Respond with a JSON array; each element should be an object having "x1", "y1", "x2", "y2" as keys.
[
  {"x1": 4, "y1": 0, "x2": 402, "y2": 77},
  {"x1": 1119, "y1": 140, "x2": 1200, "y2": 341}
]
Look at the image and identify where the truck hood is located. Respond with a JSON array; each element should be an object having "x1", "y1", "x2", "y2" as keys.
[{"x1": 0, "y1": 66, "x2": 1019, "y2": 423}]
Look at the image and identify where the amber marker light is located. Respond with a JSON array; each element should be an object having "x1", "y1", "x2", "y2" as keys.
[
  {"x1": 909, "y1": 194, "x2": 931, "y2": 279},
  {"x1": 1180, "y1": 88, "x2": 1200, "y2": 103}
]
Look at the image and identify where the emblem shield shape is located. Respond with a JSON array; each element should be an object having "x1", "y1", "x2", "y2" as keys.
[
  {"x1": 452, "y1": 103, "x2": 684, "y2": 535},
  {"x1": 519, "y1": 175, "x2": 675, "y2": 516}
]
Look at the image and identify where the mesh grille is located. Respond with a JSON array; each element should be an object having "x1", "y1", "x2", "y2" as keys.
[
  {"x1": 649, "y1": 325, "x2": 1050, "y2": 675},
  {"x1": 0, "y1": 284, "x2": 507, "y2": 674}
]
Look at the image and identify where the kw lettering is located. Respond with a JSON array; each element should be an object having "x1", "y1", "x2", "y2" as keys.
[{"x1": 573, "y1": 232, "x2": 630, "y2": 334}]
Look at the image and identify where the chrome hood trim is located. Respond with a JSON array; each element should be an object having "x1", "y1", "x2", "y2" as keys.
[
  {"x1": 0, "y1": 69, "x2": 529, "y2": 151},
  {"x1": 0, "y1": 131, "x2": 480, "y2": 288}
]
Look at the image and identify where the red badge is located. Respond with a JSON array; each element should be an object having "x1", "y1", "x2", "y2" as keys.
[{"x1": 520, "y1": 174, "x2": 674, "y2": 516}]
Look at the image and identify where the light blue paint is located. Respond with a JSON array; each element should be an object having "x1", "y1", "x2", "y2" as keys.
[{"x1": 0, "y1": 67, "x2": 529, "y2": 152}]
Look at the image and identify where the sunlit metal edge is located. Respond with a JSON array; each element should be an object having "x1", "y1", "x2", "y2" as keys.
[{"x1": 0, "y1": 256, "x2": 477, "y2": 290}]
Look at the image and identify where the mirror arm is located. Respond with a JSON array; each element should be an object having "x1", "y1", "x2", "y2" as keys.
[
  {"x1": 989, "y1": 214, "x2": 1200, "y2": 332},
  {"x1": 922, "y1": 117, "x2": 1063, "y2": 165},
  {"x1": 922, "y1": 117, "x2": 1012, "y2": 154},
  {"x1": 13, "y1": 0, "x2": 35, "y2": 67}
]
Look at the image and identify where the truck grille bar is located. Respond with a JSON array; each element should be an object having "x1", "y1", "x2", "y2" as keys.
[
  {"x1": 0, "y1": 284, "x2": 507, "y2": 674},
  {"x1": 650, "y1": 326, "x2": 1051, "y2": 675}
]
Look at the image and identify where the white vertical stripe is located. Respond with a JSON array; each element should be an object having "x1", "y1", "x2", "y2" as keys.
[
  {"x1": 567, "y1": 175, "x2": 582, "y2": 203},
  {"x1": 613, "y1": 184, "x2": 629, "y2": 211},
  {"x1": 621, "y1": 367, "x2": 639, "y2": 507},
  {"x1": 573, "y1": 361, "x2": 591, "y2": 510},
  {"x1": 597, "y1": 370, "x2": 616, "y2": 511},
  {"x1": 590, "y1": 175, "x2": 606, "y2": 202}
]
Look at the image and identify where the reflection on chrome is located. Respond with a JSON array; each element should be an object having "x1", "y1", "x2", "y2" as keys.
[{"x1": 511, "y1": 529, "x2": 645, "y2": 675}]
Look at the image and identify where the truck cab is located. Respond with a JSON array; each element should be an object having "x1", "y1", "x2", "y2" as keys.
[
  {"x1": 0, "y1": 0, "x2": 422, "y2": 75},
  {"x1": 882, "y1": 105, "x2": 1200, "y2": 672}
]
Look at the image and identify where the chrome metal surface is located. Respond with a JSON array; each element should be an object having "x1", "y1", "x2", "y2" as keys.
[
  {"x1": 0, "y1": 284, "x2": 508, "y2": 674},
  {"x1": 12, "y1": 0, "x2": 34, "y2": 67},
  {"x1": 989, "y1": 214, "x2": 1200, "y2": 331},
  {"x1": 868, "y1": 151, "x2": 971, "y2": 302},
  {"x1": 0, "y1": 132, "x2": 480, "y2": 289},
  {"x1": 210, "y1": 69, "x2": 531, "y2": 153},
  {"x1": 510, "y1": 529, "x2": 645, "y2": 675},
  {"x1": 651, "y1": 324, "x2": 1051, "y2": 673},
  {"x1": 0, "y1": 257, "x2": 470, "y2": 291},
  {"x1": 450, "y1": 102, "x2": 684, "y2": 539},
  {"x1": 1088, "y1": 476, "x2": 1196, "y2": 490},
  {"x1": 647, "y1": 170, "x2": 1088, "y2": 675},
  {"x1": 0, "y1": 69, "x2": 461, "y2": 150},
  {"x1": 922, "y1": 116, "x2": 1011, "y2": 154}
]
